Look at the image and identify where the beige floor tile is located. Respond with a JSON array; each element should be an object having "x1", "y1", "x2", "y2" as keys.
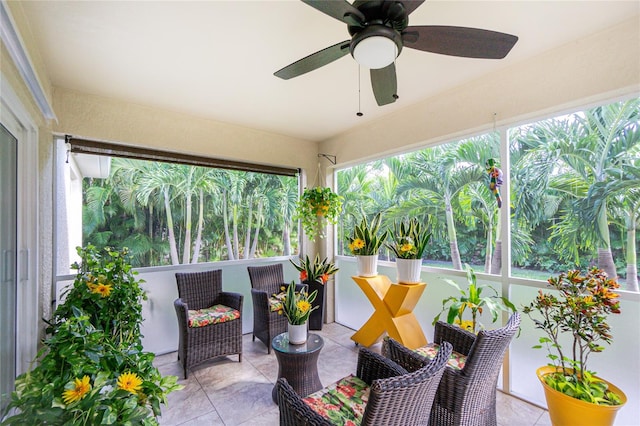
[{"x1": 496, "y1": 390, "x2": 545, "y2": 426}]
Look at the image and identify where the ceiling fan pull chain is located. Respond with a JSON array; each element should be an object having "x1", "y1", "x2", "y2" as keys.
[{"x1": 357, "y1": 65, "x2": 363, "y2": 117}]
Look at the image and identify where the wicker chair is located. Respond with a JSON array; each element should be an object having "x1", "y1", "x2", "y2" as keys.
[
  {"x1": 384, "y1": 313, "x2": 521, "y2": 426},
  {"x1": 174, "y1": 269, "x2": 243, "y2": 379},
  {"x1": 276, "y1": 342, "x2": 452, "y2": 426},
  {"x1": 247, "y1": 264, "x2": 305, "y2": 354}
]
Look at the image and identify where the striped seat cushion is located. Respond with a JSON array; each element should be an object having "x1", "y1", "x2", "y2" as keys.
[
  {"x1": 269, "y1": 292, "x2": 286, "y2": 312},
  {"x1": 188, "y1": 304, "x2": 240, "y2": 328}
]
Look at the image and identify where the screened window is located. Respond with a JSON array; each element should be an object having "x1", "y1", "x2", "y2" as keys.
[
  {"x1": 55, "y1": 138, "x2": 299, "y2": 272},
  {"x1": 337, "y1": 97, "x2": 640, "y2": 292}
]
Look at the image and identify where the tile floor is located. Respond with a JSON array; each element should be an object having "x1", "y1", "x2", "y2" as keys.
[{"x1": 154, "y1": 322, "x2": 551, "y2": 426}]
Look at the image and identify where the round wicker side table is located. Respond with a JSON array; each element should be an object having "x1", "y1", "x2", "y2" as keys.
[{"x1": 271, "y1": 332, "x2": 324, "y2": 404}]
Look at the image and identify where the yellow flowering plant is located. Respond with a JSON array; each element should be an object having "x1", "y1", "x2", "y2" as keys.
[
  {"x1": 385, "y1": 218, "x2": 431, "y2": 260},
  {"x1": 279, "y1": 281, "x2": 318, "y2": 325},
  {"x1": 294, "y1": 187, "x2": 343, "y2": 242},
  {"x1": 2, "y1": 246, "x2": 181, "y2": 425},
  {"x1": 347, "y1": 212, "x2": 389, "y2": 256},
  {"x1": 433, "y1": 264, "x2": 516, "y2": 334}
]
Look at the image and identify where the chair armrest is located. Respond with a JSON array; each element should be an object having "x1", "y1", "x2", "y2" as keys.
[
  {"x1": 218, "y1": 291, "x2": 244, "y2": 312},
  {"x1": 251, "y1": 288, "x2": 271, "y2": 308},
  {"x1": 276, "y1": 378, "x2": 330, "y2": 426},
  {"x1": 434, "y1": 320, "x2": 476, "y2": 356},
  {"x1": 382, "y1": 337, "x2": 430, "y2": 373},
  {"x1": 174, "y1": 298, "x2": 189, "y2": 327},
  {"x1": 356, "y1": 347, "x2": 407, "y2": 386}
]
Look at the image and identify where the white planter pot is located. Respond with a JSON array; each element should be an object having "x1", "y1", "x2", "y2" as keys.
[
  {"x1": 356, "y1": 255, "x2": 379, "y2": 277},
  {"x1": 287, "y1": 322, "x2": 308, "y2": 345},
  {"x1": 396, "y1": 258, "x2": 423, "y2": 284}
]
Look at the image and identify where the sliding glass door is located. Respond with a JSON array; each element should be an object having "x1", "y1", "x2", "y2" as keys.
[{"x1": 0, "y1": 123, "x2": 17, "y2": 414}]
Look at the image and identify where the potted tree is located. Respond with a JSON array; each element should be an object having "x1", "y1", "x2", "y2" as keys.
[
  {"x1": 346, "y1": 212, "x2": 389, "y2": 277},
  {"x1": 290, "y1": 254, "x2": 339, "y2": 330},
  {"x1": 294, "y1": 187, "x2": 343, "y2": 242},
  {"x1": 433, "y1": 263, "x2": 516, "y2": 333},
  {"x1": 523, "y1": 268, "x2": 626, "y2": 426},
  {"x1": 385, "y1": 217, "x2": 431, "y2": 284}
]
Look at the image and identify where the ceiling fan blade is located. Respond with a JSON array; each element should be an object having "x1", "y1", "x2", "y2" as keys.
[
  {"x1": 301, "y1": 0, "x2": 365, "y2": 26},
  {"x1": 274, "y1": 40, "x2": 351, "y2": 80},
  {"x1": 370, "y1": 63, "x2": 398, "y2": 106},
  {"x1": 402, "y1": 25, "x2": 518, "y2": 59},
  {"x1": 399, "y1": 0, "x2": 426, "y2": 16}
]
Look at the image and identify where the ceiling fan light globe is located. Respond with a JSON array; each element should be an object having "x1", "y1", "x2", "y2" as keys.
[{"x1": 352, "y1": 36, "x2": 398, "y2": 69}]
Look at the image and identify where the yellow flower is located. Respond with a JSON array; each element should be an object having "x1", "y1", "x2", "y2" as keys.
[
  {"x1": 297, "y1": 300, "x2": 311, "y2": 313},
  {"x1": 62, "y1": 375, "x2": 91, "y2": 405},
  {"x1": 352, "y1": 238, "x2": 365, "y2": 249},
  {"x1": 400, "y1": 243, "x2": 414, "y2": 253},
  {"x1": 117, "y1": 371, "x2": 143, "y2": 394},
  {"x1": 91, "y1": 283, "x2": 113, "y2": 297},
  {"x1": 455, "y1": 319, "x2": 474, "y2": 332}
]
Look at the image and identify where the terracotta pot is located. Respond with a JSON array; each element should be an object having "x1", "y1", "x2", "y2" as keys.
[{"x1": 536, "y1": 366, "x2": 626, "y2": 426}]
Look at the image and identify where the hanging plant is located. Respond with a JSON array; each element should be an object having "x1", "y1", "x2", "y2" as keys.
[{"x1": 294, "y1": 187, "x2": 343, "y2": 241}]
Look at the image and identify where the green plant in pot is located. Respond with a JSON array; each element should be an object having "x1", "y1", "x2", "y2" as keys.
[
  {"x1": 2, "y1": 245, "x2": 181, "y2": 425},
  {"x1": 433, "y1": 263, "x2": 516, "y2": 334},
  {"x1": 347, "y1": 212, "x2": 389, "y2": 277},
  {"x1": 385, "y1": 217, "x2": 431, "y2": 284},
  {"x1": 522, "y1": 268, "x2": 626, "y2": 426},
  {"x1": 294, "y1": 186, "x2": 343, "y2": 242},
  {"x1": 290, "y1": 254, "x2": 339, "y2": 330}
]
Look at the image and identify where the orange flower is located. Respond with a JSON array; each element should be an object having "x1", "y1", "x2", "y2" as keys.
[
  {"x1": 321, "y1": 273, "x2": 329, "y2": 283},
  {"x1": 300, "y1": 270, "x2": 308, "y2": 281},
  {"x1": 91, "y1": 283, "x2": 113, "y2": 297}
]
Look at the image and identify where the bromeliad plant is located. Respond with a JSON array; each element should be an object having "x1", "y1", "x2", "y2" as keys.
[
  {"x1": 385, "y1": 218, "x2": 431, "y2": 260},
  {"x1": 290, "y1": 254, "x2": 339, "y2": 284},
  {"x1": 347, "y1": 212, "x2": 389, "y2": 256},
  {"x1": 433, "y1": 264, "x2": 516, "y2": 334},
  {"x1": 2, "y1": 245, "x2": 181, "y2": 425},
  {"x1": 294, "y1": 187, "x2": 343, "y2": 242},
  {"x1": 522, "y1": 268, "x2": 622, "y2": 405},
  {"x1": 279, "y1": 282, "x2": 318, "y2": 325}
]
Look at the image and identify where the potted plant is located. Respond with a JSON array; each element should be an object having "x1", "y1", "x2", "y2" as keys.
[
  {"x1": 278, "y1": 282, "x2": 318, "y2": 344},
  {"x1": 294, "y1": 186, "x2": 343, "y2": 242},
  {"x1": 522, "y1": 268, "x2": 626, "y2": 426},
  {"x1": 385, "y1": 217, "x2": 431, "y2": 284},
  {"x1": 433, "y1": 263, "x2": 516, "y2": 334},
  {"x1": 2, "y1": 245, "x2": 181, "y2": 425},
  {"x1": 347, "y1": 212, "x2": 389, "y2": 277},
  {"x1": 290, "y1": 254, "x2": 339, "y2": 330}
]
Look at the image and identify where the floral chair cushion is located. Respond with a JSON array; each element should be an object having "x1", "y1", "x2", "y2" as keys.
[
  {"x1": 415, "y1": 343, "x2": 467, "y2": 371},
  {"x1": 303, "y1": 374, "x2": 370, "y2": 425},
  {"x1": 188, "y1": 304, "x2": 240, "y2": 328},
  {"x1": 269, "y1": 292, "x2": 286, "y2": 312}
]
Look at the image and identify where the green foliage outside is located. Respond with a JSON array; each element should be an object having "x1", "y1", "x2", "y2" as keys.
[
  {"x1": 82, "y1": 165, "x2": 298, "y2": 267},
  {"x1": 337, "y1": 98, "x2": 640, "y2": 291},
  {"x1": 2, "y1": 246, "x2": 182, "y2": 425}
]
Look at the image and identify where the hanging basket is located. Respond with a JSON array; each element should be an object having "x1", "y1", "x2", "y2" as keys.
[{"x1": 294, "y1": 187, "x2": 343, "y2": 242}]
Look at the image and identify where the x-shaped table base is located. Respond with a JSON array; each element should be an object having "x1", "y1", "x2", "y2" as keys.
[{"x1": 350, "y1": 275, "x2": 428, "y2": 350}]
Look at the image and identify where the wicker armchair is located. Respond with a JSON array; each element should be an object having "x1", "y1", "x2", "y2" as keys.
[
  {"x1": 247, "y1": 264, "x2": 305, "y2": 353},
  {"x1": 174, "y1": 269, "x2": 243, "y2": 379},
  {"x1": 384, "y1": 313, "x2": 521, "y2": 426},
  {"x1": 276, "y1": 342, "x2": 452, "y2": 426}
]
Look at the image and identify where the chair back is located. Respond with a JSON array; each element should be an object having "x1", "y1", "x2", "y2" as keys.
[
  {"x1": 461, "y1": 312, "x2": 521, "y2": 379},
  {"x1": 175, "y1": 269, "x2": 223, "y2": 310},
  {"x1": 247, "y1": 264, "x2": 285, "y2": 292},
  {"x1": 362, "y1": 342, "x2": 452, "y2": 425}
]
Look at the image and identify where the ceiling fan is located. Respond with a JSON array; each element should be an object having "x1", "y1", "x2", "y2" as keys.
[{"x1": 274, "y1": 0, "x2": 518, "y2": 106}]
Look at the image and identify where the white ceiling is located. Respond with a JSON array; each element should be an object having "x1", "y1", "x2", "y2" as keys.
[{"x1": 18, "y1": 1, "x2": 639, "y2": 142}]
